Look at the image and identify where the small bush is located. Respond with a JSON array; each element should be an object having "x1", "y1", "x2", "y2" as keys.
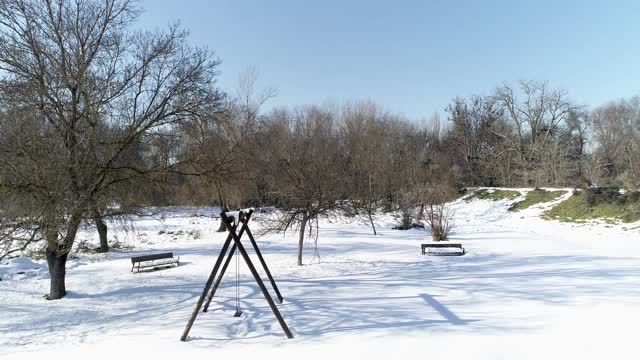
[
  {"x1": 584, "y1": 187, "x2": 622, "y2": 206},
  {"x1": 395, "y1": 192, "x2": 416, "y2": 230},
  {"x1": 424, "y1": 203, "x2": 454, "y2": 241},
  {"x1": 74, "y1": 239, "x2": 99, "y2": 254},
  {"x1": 110, "y1": 237, "x2": 132, "y2": 250},
  {"x1": 189, "y1": 229, "x2": 202, "y2": 239},
  {"x1": 399, "y1": 208, "x2": 414, "y2": 229},
  {"x1": 392, "y1": 223, "x2": 425, "y2": 230},
  {"x1": 583, "y1": 187, "x2": 640, "y2": 207}
]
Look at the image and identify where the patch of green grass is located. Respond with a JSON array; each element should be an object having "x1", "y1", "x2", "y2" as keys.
[
  {"x1": 543, "y1": 190, "x2": 640, "y2": 223},
  {"x1": 465, "y1": 189, "x2": 521, "y2": 202},
  {"x1": 508, "y1": 189, "x2": 566, "y2": 212}
]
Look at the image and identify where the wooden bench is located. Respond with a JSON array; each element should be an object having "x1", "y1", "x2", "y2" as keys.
[
  {"x1": 131, "y1": 252, "x2": 180, "y2": 272},
  {"x1": 421, "y1": 243, "x2": 465, "y2": 256}
]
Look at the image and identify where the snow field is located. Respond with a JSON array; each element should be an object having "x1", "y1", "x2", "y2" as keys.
[{"x1": 1, "y1": 196, "x2": 640, "y2": 359}]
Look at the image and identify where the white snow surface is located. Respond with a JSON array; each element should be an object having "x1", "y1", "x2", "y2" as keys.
[{"x1": 1, "y1": 196, "x2": 640, "y2": 359}]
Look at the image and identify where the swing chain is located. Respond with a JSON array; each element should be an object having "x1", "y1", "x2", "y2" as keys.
[{"x1": 233, "y1": 243, "x2": 242, "y2": 317}]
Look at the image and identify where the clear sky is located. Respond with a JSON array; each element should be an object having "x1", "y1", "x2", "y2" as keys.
[{"x1": 140, "y1": 0, "x2": 640, "y2": 119}]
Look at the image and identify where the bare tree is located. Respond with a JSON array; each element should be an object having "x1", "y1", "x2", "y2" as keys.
[
  {"x1": 493, "y1": 81, "x2": 583, "y2": 187},
  {"x1": 447, "y1": 96, "x2": 503, "y2": 185},
  {"x1": 0, "y1": 0, "x2": 222, "y2": 299},
  {"x1": 590, "y1": 96, "x2": 640, "y2": 187},
  {"x1": 257, "y1": 106, "x2": 343, "y2": 266},
  {"x1": 341, "y1": 101, "x2": 386, "y2": 234},
  {"x1": 178, "y1": 66, "x2": 276, "y2": 230}
]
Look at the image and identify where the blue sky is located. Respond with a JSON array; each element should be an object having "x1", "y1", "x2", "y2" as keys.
[{"x1": 140, "y1": 0, "x2": 640, "y2": 119}]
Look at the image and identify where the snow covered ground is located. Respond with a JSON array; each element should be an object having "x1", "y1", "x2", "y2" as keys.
[{"x1": 2, "y1": 192, "x2": 640, "y2": 359}]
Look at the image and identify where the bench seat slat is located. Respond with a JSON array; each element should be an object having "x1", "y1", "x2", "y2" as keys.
[
  {"x1": 136, "y1": 258, "x2": 179, "y2": 268},
  {"x1": 421, "y1": 243, "x2": 465, "y2": 256}
]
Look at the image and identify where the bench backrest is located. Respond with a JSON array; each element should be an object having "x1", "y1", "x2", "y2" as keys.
[
  {"x1": 131, "y1": 252, "x2": 174, "y2": 263},
  {"x1": 422, "y1": 243, "x2": 463, "y2": 249}
]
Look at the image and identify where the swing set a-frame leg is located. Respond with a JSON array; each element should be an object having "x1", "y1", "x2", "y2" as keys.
[
  {"x1": 203, "y1": 243, "x2": 236, "y2": 312},
  {"x1": 245, "y1": 226, "x2": 284, "y2": 304},
  {"x1": 180, "y1": 232, "x2": 234, "y2": 341}
]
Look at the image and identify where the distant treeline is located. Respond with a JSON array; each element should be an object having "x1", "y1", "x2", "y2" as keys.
[{"x1": 169, "y1": 81, "x2": 640, "y2": 209}]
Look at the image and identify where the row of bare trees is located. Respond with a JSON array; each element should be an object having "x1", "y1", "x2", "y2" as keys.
[
  {"x1": 180, "y1": 81, "x2": 639, "y2": 265},
  {"x1": 447, "y1": 80, "x2": 589, "y2": 188},
  {"x1": 174, "y1": 101, "x2": 458, "y2": 266},
  {"x1": 447, "y1": 80, "x2": 639, "y2": 189}
]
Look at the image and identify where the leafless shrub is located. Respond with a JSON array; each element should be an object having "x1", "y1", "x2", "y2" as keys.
[
  {"x1": 395, "y1": 192, "x2": 417, "y2": 230},
  {"x1": 424, "y1": 203, "x2": 455, "y2": 241}
]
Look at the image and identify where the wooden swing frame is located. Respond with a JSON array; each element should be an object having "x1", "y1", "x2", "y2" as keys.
[{"x1": 181, "y1": 209, "x2": 294, "y2": 341}]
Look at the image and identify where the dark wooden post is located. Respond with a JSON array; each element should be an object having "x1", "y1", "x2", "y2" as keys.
[
  {"x1": 180, "y1": 223, "x2": 236, "y2": 341},
  {"x1": 202, "y1": 244, "x2": 236, "y2": 312},
  {"x1": 245, "y1": 226, "x2": 284, "y2": 303}
]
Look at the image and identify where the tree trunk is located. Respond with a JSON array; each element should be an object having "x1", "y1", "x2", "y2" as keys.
[
  {"x1": 216, "y1": 184, "x2": 228, "y2": 232},
  {"x1": 367, "y1": 176, "x2": 377, "y2": 235},
  {"x1": 297, "y1": 215, "x2": 308, "y2": 266},
  {"x1": 217, "y1": 205, "x2": 229, "y2": 232},
  {"x1": 217, "y1": 218, "x2": 227, "y2": 232},
  {"x1": 44, "y1": 211, "x2": 82, "y2": 300},
  {"x1": 367, "y1": 209, "x2": 377, "y2": 235},
  {"x1": 418, "y1": 203, "x2": 425, "y2": 220},
  {"x1": 94, "y1": 212, "x2": 108, "y2": 253},
  {"x1": 46, "y1": 250, "x2": 68, "y2": 300}
]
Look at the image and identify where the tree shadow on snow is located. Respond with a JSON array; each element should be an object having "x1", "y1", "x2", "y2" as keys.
[{"x1": 4, "y1": 240, "x2": 640, "y2": 347}]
